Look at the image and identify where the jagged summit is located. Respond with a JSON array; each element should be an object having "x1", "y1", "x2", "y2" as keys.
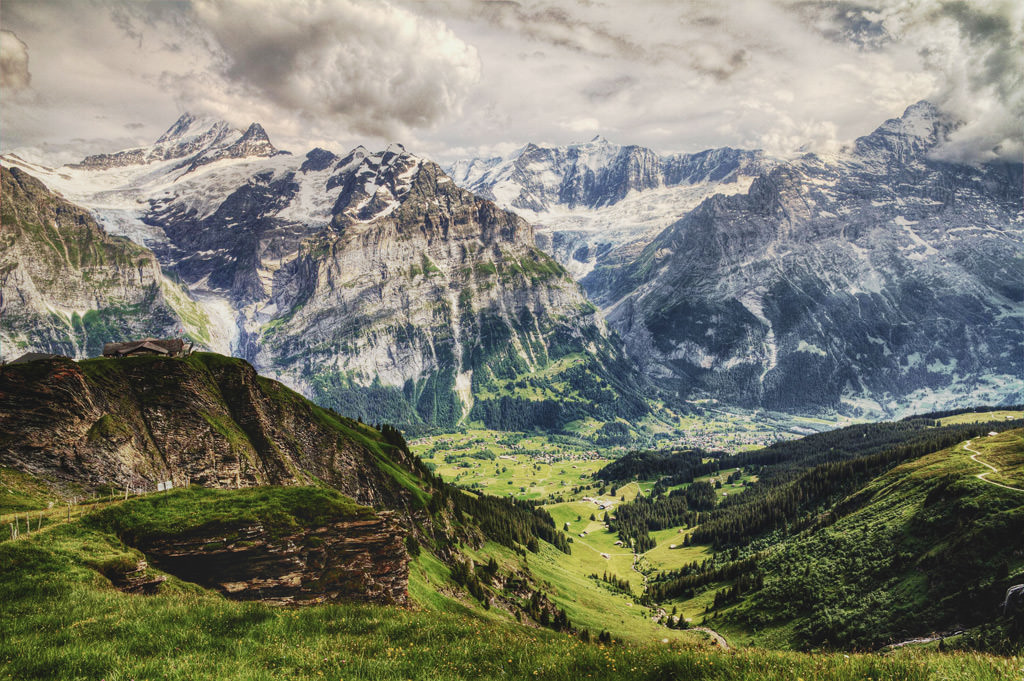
[
  {"x1": 448, "y1": 137, "x2": 766, "y2": 214},
  {"x1": 183, "y1": 121, "x2": 283, "y2": 172},
  {"x1": 155, "y1": 112, "x2": 230, "y2": 144},
  {"x1": 71, "y1": 113, "x2": 281, "y2": 171},
  {"x1": 300, "y1": 147, "x2": 340, "y2": 173},
  {"x1": 853, "y1": 100, "x2": 956, "y2": 163},
  {"x1": 240, "y1": 122, "x2": 270, "y2": 142}
]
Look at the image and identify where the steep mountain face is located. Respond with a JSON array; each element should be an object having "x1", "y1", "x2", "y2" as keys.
[
  {"x1": 1, "y1": 116, "x2": 649, "y2": 432},
  {"x1": 0, "y1": 353, "x2": 421, "y2": 510},
  {"x1": 0, "y1": 166, "x2": 210, "y2": 359},
  {"x1": 595, "y1": 102, "x2": 1024, "y2": 416},
  {"x1": 448, "y1": 138, "x2": 768, "y2": 280}
]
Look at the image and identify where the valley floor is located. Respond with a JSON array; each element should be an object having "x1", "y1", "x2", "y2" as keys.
[{"x1": 416, "y1": 412, "x2": 1024, "y2": 654}]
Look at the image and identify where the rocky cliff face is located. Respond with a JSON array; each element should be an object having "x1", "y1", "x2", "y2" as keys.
[
  {"x1": 136, "y1": 513, "x2": 409, "y2": 606},
  {"x1": 595, "y1": 102, "x2": 1024, "y2": 416},
  {"x1": 448, "y1": 138, "x2": 769, "y2": 280},
  {"x1": 242, "y1": 156, "x2": 648, "y2": 431},
  {"x1": 0, "y1": 166, "x2": 210, "y2": 359},
  {"x1": 2, "y1": 118, "x2": 650, "y2": 432},
  {"x1": 0, "y1": 353, "x2": 423, "y2": 510}
]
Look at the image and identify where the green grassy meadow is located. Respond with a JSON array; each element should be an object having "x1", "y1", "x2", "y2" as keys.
[
  {"x1": 3, "y1": 410, "x2": 1023, "y2": 679},
  {"x1": 967, "y1": 429, "x2": 1024, "y2": 487},
  {"x1": 2, "y1": 493, "x2": 1018, "y2": 681}
]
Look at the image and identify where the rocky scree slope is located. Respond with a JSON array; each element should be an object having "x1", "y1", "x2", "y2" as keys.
[
  {"x1": 0, "y1": 166, "x2": 208, "y2": 359},
  {"x1": 448, "y1": 137, "x2": 768, "y2": 281},
  {"x1": 592, "y1": 102, "x2": 1024, "y2": 416}
]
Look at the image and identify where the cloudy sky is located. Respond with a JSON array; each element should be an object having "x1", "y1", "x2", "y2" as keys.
[{"x1": 1, "y1": 0, "x2": 1020, "y2": 165}]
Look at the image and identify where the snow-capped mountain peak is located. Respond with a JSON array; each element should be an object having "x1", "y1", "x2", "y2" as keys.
[
  {"x1": 446, "y1": 137, "x2": 769, "y2": 278},
  {"x1": 852, "y1": 100, "x2": 956, "y2": 164},
  {"x1": 69, "y1": 114, "x2": 282, "y2": 173},
  {"x1": 154, "y1": 112, "x2": 230, "y2": 145}
]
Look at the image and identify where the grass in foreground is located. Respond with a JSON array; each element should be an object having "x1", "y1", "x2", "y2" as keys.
[{"x1": 1, "y1": 505, "x2": 1019, "y2": 680}]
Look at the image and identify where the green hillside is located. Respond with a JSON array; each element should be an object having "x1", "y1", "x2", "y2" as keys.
[
  {"x1": 2, "y1": 353, "x2": 1022, "y2": 679},
  {"x1": 726, "y1": 430, "x2": 1024, "y2": 650},
  {"x1": 1, "y1": 486, "x2": 1016, "y2": 681}
]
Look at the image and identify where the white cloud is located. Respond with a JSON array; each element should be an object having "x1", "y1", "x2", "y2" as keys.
[
  {"x1": 0, "y1": 0, "x2": 1018, "y2": 165},
  {"x1": 0, "y1": 30, "x2": 30, "y2": 91},
  {"x1": 564, "y1": 117, "x2": 601, "y2": 133},
  {"x1": 191, "y1": 0, "x2": 480, "y2": 139},
  {"x1": 878, "y1": 0, "x2": 1024, "y2": 162},
  {"x1": 405, "y1": 0, "x2": 1020, "y2": 162}
]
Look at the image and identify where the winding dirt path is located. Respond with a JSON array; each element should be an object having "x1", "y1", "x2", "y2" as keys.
[{"x1": 963, "y1": 440, "x2": 1024, "y2": 493}]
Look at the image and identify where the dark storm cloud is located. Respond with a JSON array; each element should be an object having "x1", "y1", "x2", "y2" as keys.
[
  {"x1": 690, "y1": 49, "x2": 751, "y2": 82},
  {"x1": 891, "y1": 0, "x2": 1023, "y2": 161},
  {"x1": 790, "y1": 1, "x2": 891, "y2": 49},
  {"x1": 465, "y1": 0, "x2": 651, "y2": 60},
  {"x1": 780, "y1": 0, "x2": 1022, "y2": 161}
]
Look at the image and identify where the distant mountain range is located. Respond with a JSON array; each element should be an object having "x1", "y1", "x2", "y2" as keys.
[
  {"x1": 2, "y1": 101, "x2": 1021, "y2": 426},
  {"x1": 447, "y1": 137, "x2": 769, "y2": 281},
  {"x1": 450, "y1": 102, "x2": 1024, "y2": 417}
]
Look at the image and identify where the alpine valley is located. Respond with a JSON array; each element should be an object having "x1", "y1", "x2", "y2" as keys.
[{"x1": 2, "y1": 103, "x2": 1024, "y2": 679}]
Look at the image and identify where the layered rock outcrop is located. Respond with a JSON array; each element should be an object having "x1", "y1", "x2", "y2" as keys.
[{"x1": 139, "y1": 513, "x2": 409, "y2": 606}]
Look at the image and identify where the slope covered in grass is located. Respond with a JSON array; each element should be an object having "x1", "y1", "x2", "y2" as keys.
[
  {"x1": 0, "y1": 505, "x2": 1016, "y2": 680},
  {"x1": 726, "y1": 431, "x2": 1024, "y2": 651},
  {"x1": 89, "y1": 486, "x2": 375, "y2": 545}
]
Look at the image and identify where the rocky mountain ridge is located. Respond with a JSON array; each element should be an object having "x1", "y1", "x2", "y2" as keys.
[
  {"x1": 0, "y1": 353, "x2": 421, "y2": 508},
  {"x1": 0, "y1": 166, "x2": 210, "y2": 358},
  {"x1": 595, "y1": 102, "x2": 1024, "y2": 416},
  {"x1": 0, "y1": 353, "x2": 580, "y2": 619},
  {"x1": 71, "y1": 113, "x2": 283, "y2": 172},
  {"x1": 447, "y1": 137, "x2": 769, "y2": 280},
  {"x1": 1, "y1": 116, "x2": 649, "y2": 432}
]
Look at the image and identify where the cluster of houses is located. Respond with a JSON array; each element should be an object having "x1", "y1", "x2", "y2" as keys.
[{"x1": 581, "y1": 496, "x2": 616, "y2": 511}]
